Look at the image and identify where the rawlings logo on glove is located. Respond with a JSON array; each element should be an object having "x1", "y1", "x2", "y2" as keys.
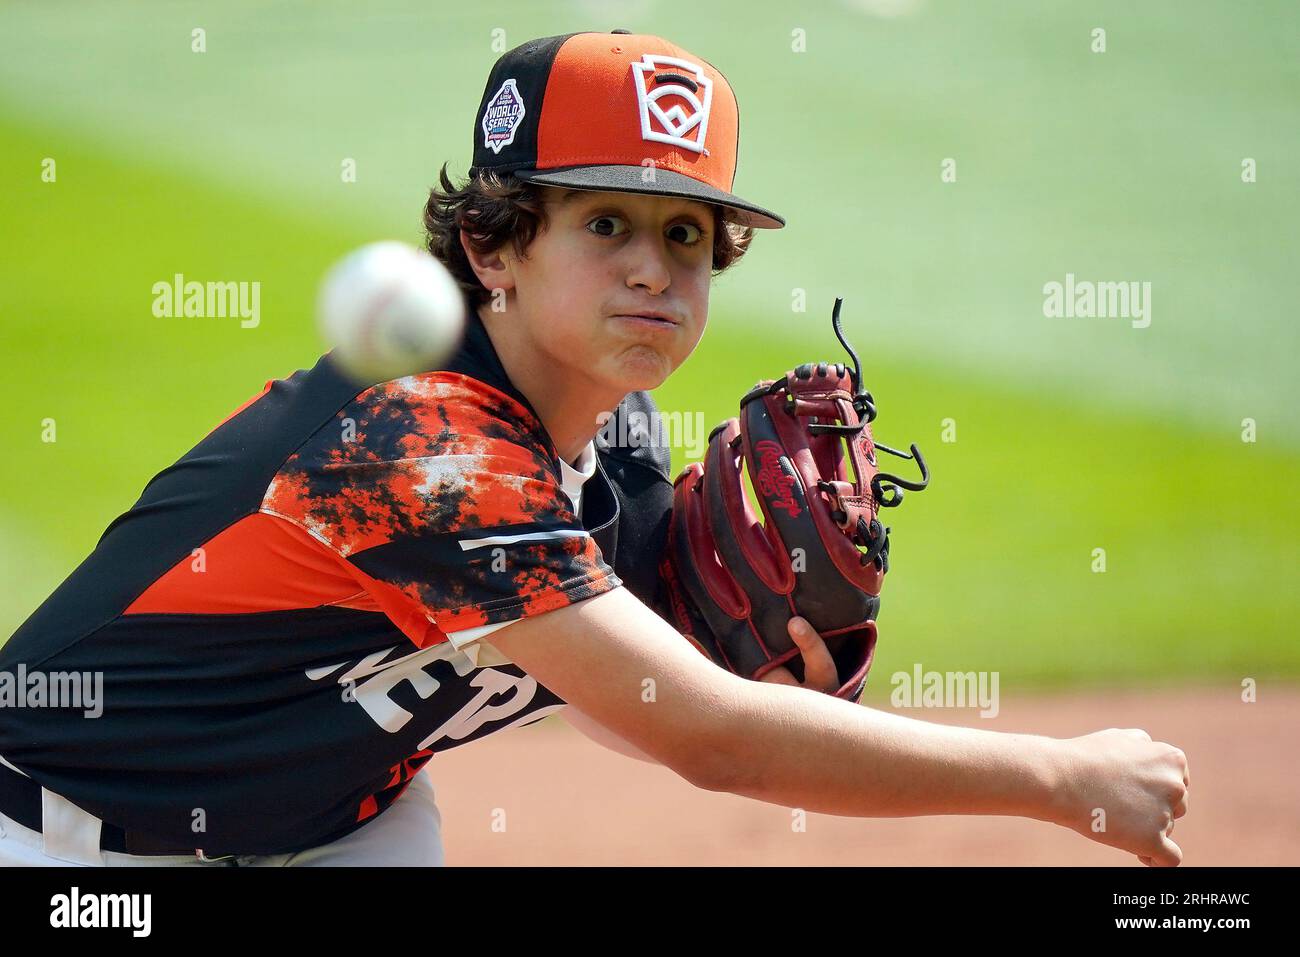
[
  {"x1": 754, "y1": 440, "x2": 802, "y2": 517},
  {"x1": 656, "y1": 298, "x2": 930, "y2": 703}
]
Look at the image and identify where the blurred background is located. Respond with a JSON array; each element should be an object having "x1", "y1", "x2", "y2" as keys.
[{"x1": 1, "y1": 0, "x2": 1296, "y2": 864}]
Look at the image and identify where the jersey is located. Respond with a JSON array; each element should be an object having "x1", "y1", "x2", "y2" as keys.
[{"x1": 0, "y1": 308, "x2": 674, "y2": 855}]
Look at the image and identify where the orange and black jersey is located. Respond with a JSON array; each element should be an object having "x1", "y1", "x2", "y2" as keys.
[{"x1": 0, "y1": 310, "x2": 674, "y2": 855}]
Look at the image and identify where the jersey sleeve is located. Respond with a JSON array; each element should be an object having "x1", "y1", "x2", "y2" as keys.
[{"x1": 260, "y1": 372, "x2": 621, "y2": 643}]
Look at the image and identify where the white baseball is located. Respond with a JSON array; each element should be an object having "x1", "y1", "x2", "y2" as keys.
[{"x1": 317, "y1": 241, "x2": 467, "y2": 383}]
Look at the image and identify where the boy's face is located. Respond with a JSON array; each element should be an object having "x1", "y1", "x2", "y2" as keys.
[{"x1": 492, "y1": 185, "x2": 717, "y2": 395}]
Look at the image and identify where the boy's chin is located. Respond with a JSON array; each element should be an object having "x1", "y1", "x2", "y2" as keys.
[{"x1": 608, "y1": 347, "x2": 675, "y2": 392}]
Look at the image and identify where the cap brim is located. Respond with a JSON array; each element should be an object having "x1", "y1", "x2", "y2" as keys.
[{"x1": 514, "y1": 164, "x2": 785, "y2": 229}]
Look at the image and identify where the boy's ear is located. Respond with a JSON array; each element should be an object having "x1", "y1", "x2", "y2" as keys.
[{"x1": 459, "y1": 230, "x2": 516, "y2": 294}]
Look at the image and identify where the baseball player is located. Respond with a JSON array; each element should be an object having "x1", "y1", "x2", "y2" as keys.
[{"x1": 0, "y1": 30, "x2": 1188, "y2": 867}]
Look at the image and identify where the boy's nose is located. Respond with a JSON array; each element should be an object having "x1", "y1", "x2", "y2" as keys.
[{"x1": 624, "y1": 236, "x2": 672, "y2": 295}]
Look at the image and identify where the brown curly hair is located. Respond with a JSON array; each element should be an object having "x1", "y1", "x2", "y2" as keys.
[{"x1": 423, "y1": 163, "x2": 756, "y2": 308}]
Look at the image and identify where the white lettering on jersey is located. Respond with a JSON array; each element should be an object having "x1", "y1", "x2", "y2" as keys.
[
  {"x1": 307, "y1": 641, "x2": 560, "y2": 744},
  {"x1": 307, "y1": 641, "x2": 475, "y2": 733},
  {"x1": 418, "y1": 670, "x2": 563, "y2": 751}
]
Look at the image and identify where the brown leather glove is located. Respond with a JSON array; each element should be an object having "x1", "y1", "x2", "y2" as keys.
[{"x1": 656, "y1": 298, "x2": 929, "y2": 702}]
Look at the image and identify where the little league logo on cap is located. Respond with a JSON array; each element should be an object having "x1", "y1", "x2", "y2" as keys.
[
  {"x1": 631, "y1": 54, "x2": 713, "y2": 155},
  {"x1": 467, "y1": 30, "x2": 785, "y2": 229},
  {"x1": 481, "y1": 78, "x2": 526, "y2": 154}
]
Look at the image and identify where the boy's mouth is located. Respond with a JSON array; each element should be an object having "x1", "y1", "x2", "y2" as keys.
[{"x1": 610, "y1": 310, "x2": 681, "y2": 328}]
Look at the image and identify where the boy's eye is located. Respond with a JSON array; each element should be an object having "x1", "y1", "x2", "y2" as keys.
[
  {"x1": 585, "y1": 215, "x2": 707, "y2": 246},
  {"x1": 586, "y1": 215, "x2": 628, "y2": 238},
  {"x1": 667, "y1": 222, "x2": 704, "y2": 245}
]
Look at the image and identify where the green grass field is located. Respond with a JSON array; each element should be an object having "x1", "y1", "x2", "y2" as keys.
[{"x1": 2, "y1": 0, "x2": 1297, "y2": 693}]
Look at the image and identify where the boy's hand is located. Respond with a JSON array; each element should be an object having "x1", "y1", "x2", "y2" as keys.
[
  {"x1": 758, "y1": 616, "x2": 840, "y2": 694},
  {"x1": 1052, "y1": 728, "x2": 1190, "y2": 866}
]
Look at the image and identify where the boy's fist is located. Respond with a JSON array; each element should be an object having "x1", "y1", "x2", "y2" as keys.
[{"x1": 1053, "y1": 728, "x2": 1190, "y2": 866}]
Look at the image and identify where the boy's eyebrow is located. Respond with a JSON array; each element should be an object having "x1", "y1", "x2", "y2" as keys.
[{"x1": 557, "y1": 188, "x2": 713, "y2": 221}]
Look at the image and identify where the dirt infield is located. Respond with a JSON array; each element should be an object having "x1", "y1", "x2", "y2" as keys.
[{"x1": 430, "y1": 686, "x2": 1298, "y2": 866}]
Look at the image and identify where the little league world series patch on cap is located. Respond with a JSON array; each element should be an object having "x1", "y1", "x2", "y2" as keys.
[{"x1": 467, "y1": 30, "x2": 786, "y2": 230}]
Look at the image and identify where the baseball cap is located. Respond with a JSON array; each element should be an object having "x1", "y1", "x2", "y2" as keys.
[{"x1": 467, "y1": 29, "x2": 785, "y2": 230}]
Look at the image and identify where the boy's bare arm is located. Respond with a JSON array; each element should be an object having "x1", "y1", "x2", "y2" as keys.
[
  {"x1": 487, "y1": 586, "x2": 1189, "y2": 865},
  {"x1": 563, "y1": 706, "x2": 660, "y2": 764}
]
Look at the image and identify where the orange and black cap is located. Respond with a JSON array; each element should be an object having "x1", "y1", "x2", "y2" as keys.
[{"x1": 468, "y1": 30, "x2": 785, "y2": 229}]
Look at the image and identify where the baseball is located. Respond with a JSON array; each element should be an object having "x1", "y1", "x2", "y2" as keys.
[{"x1": 317, "y1": 240, "x2": 467, "y2": 383}]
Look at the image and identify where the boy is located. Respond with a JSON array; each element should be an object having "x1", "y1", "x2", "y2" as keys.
[{"x1": 0, "y1": 30, "x2": 1186, "y2": 867}]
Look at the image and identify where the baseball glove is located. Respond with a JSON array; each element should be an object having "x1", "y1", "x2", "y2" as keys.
[{"x1": 656, "y1": 298, "x2": 929, "y2": 702}]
